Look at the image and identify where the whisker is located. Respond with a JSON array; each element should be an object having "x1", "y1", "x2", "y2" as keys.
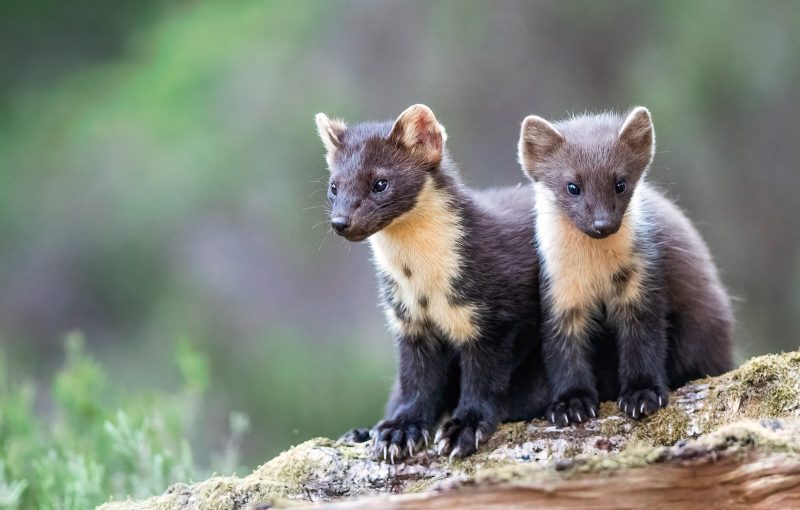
[
  {"x1": 312, "y1": 218, "x2": 331, "y2": 229},
  {"x1": 318, "y1": 229, "x2": 333, "y2": 251},
  {"x1": 306, "y1": 188, "x2": 327, "y2": 199},
  {"x1": 301, "y1": 204, "x2": 329, "y2": 212}
]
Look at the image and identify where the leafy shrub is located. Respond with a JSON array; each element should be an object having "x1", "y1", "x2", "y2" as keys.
[{"x1": 0, "y1": 333, "x2": 248, "y2": 509}]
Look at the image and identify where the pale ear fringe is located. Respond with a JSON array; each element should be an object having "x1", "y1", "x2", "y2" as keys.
[
  {"x1": 617, "y1": 106, "x2": 651, "y2": 138},
  {"x1": 393, "y1": 104, "x2": 440, "y2": 145},
  {"x1": 438, "y1": 123, "x2": 448, "y2": 145},
  {"x1": 315, "y1": 113, "x2": 347, "y2": 155},
  {"x1": 524, "y1": 115, "x2": 563, "y2": 140},
  {"x1": 517, "y1": 115, "x2": 563, "y2": 172},
  {"x1": 618, "y1": 107, "x2": 656, "y2": 164}
]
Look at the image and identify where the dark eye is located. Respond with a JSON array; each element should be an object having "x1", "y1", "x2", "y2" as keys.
[
  {"x1": 373, "y1": 179, "x2": 388, "y2": 193},
  {"x1": 330, "y1": 182, "x2": 337, "y2": 195},
  {"x1": 615, "y1": 180, "x2": 626, "y2": 193},
  {"x1": 567, "y1": 183, "x2": 580, "y2": 196}
]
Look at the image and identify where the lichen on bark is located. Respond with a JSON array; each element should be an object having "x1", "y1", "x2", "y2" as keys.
[{"x1": 98, "y1": 350, "x2": 800, "y2": 510}]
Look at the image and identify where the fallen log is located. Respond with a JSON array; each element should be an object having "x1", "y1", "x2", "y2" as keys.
[{"x1": 99, "y1": 350, "x2": 800, "y2": 509}]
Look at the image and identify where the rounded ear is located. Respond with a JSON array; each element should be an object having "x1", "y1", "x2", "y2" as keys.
[
  {"x1": 518, "y1": 115, "x2": 563, "y2": 181},
  {"x1": 388, "y1": 104, "x2": 446, "y2": 164},
  {"x1": 618, "y1": 106, "x2": 655, "y2": 167},
  {"x1": 315, "y1": 113, "x2": 347, "y2": 165}
]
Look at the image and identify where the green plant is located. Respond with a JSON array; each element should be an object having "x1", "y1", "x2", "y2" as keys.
[{"x1": 0, "y1": 333, "x2": 248, "y2": 509}]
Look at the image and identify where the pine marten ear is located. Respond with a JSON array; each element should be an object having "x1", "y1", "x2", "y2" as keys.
[
  {"x1": 315, "y1": 113, "x2": 347, "y2": 165},
  {"x1": 389, "y1": 104, "x2": 447, "y2": 165},
  {"x1": 618, "y1": 106, "x2": 655, "y2": 168},
  {"x1": 518, "y1": 115, "x2": 564, "y2": 180}
]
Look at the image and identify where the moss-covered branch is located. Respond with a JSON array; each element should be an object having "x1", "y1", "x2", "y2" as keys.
[{"x1": 99, "y1": 351, "x2": 800, "y2": 510}]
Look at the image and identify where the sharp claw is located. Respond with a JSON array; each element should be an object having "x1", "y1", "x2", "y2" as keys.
[
  {"x1": 433, "y1": 429, "x2": 442, "y2": 444},
  {"x1": 561, "y1": 413, "x2": 569, "y2": 426},
  {"x1": 640, "y1": 402, "x2": 646, "y2": 414},
  {"x1": 407, "y1": 439, "x2": 415, "y2": 458},
  {"x1": 590, "y1": 407, "x2": 597, "y2": 418},
  {"x1": 437, "y1": 440, "x2": 448, "y2": 456},
  {"x1": 576, "y1": 411, "x2": 582, "y2": 422},
  {"x1": 623, "y1": 402, "x2": 629, "y2": 413},
  {"x1": 389, "y1": 444, "x2": 399, "y2": 464},
  {"x1": 422, "y1": 429, "x2": 430, "y2": 448},
  {"x1": 383, "y1": 445, "x2": 388, "y2": 461},
  {"x1": 658, "y1": 395, "x2": 665, "y2": 407},
  {"x1": 549, "y1": 411, "x2": 556, "y2": 424},
  {"x1": 475, "y1": 429, "x2": 483, "y2": 451},
  {"x1": 449, "y1": 447, "x2": 460, "y2": 460}
]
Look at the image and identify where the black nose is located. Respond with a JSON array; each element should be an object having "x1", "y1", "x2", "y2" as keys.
[
  {"x1": 331, "y1": 216, "x2": 351, "y2": 233},
  {"x1": 592, "y1": 219, "x2": 615, "y2": 236}
]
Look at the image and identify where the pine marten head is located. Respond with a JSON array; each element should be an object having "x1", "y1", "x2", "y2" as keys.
[
  {"x1": 518, "y1": 107, "x2": 655, "y2": 239},
  {"x1": 315, "y1": 104, "x2": 447, "y2": 242}
]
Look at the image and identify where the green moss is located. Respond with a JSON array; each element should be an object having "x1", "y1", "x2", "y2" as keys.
[
  {"x1": 403, "y1": 478, "x2": 437, "y2": 494},
  {"x1": 735, "y1": 353, "x2": 792, "y2": 387},
  {"x1": 599, "y1": 416, "x2": 627, "y2": 437},
  {"x1": 493, "y1": 421, "x2": 535, "y2": 445},
  {"x1": 632, "y1": 404, "x2": 691, "y2": 446},
  {"x1": 725, "y1": 351, "x2": 800, "y2": 420},
  {"x1": 254, "y1": 438, "x2": 331, "y2": 497}
]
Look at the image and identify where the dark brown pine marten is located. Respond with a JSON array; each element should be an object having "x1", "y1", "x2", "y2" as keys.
[
  {"x1": 517, "y1": 107, "x2": 734, "y2": 426},
  {"x1": 315, "y1": 104, "x2": 548, "y2": 461}
]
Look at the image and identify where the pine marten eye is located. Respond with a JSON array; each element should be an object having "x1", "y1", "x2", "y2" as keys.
[
  {"x1": 567, "y1": 183, "x2": 580, "y2": 196},
  {"x1": 373, "y1": 179, "x2": 388, "y2": 193},
  {"x1": 615, "y1": 180, "x2": 626, "y2": 193},
  {"x1": 330, "y1": 182, "x2": 338, "y2": 195}
]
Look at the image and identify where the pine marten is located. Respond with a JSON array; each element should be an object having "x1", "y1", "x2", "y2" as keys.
[
  {"x1": 517, "y1": 107, "x2": 734, "y2": 426},
  {"x1": 315, "y1": 104, "x2": 548, "y2": 461}
]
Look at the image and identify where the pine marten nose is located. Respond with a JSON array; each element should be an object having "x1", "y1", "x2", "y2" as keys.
[
  {"x1": 331, "y1": 216, "x2": 351, "y2": 233},
  {"x1": 592, "y1": 219, "x2": 615, "y2": 236}
]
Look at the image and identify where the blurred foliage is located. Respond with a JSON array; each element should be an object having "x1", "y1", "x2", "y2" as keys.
[
  {"x1": 0, "y1": 0, "x2": 798, "y2": 501},
  {"x1": 0, "y1": 333, "x2": 247, "y2": 509}
]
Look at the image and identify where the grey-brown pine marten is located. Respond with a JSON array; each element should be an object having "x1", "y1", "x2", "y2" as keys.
[
  {"x1": 315, "y1": 104, "x2": 548, "y2": 461},
  {"x1": 517, "y1": 107, "x2": 734, "y2": 426}
]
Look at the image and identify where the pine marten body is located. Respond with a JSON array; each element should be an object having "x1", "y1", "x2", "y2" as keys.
[
  {"x1": 518, "y1": 108, "x2": 734, "y2": 425},
  {"x1": 316, "y1": 105, "x2": 548, "y2": 460}
]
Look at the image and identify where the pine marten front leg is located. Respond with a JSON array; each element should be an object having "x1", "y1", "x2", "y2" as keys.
[
  {"x1": 542, "y1": 306, "x2": 600, "y2": 426},
  {"x1": 434, "y1": 324, "x2": 517, "y2": 458},
  {"x1": 371, "y1": 335, "x2": 455, "y2": 463},
  {"x1": 608, "y1": 276, "x2": 669, "y2": 418}
]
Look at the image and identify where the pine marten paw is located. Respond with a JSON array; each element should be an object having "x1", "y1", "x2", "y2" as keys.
[
  {"x1": 339, "y1": 427, "x2": 372, "y2": 443},
  {"x1": 434, "y1": 414, "x2": 495, "y2": 459},
  {"x1": 546, "y1": 393, "x2": 598, "y2": 427},
  {"x1": 371, "y1": 419, "x2": 430, "y2": 464},
  {"x1": 617, "y1": 386, "x2": 669, "y2": 419}
]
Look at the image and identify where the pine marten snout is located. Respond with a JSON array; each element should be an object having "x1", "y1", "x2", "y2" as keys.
[{"x1": 519, "y1": 107, "x2": 734, "y2": 426}]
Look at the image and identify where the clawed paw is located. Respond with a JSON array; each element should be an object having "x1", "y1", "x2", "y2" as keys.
[
  {"x1": 434, "y1": 416, "x2": 494, "y2": 459},
  {"x1": 339, "y1": 427, "x2": 372, "y2": 443},
  {"x1": 371, "y1": 419, "x2": 429, "y2": 464},
  {"x1": 617, "y1": 386, "x2": 669, "y2": 419},
  {"x1": 546, "y1": 395, "x2": 598, "y2": 427}
]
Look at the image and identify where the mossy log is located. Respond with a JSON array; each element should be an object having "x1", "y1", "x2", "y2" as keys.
[{"x1": 99, "y1": 351, "x2": 800, "y2": 510}]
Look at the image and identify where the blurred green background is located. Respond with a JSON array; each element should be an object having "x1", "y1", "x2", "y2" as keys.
[{"x1": 1, "y1": 0, "x2": 799, "y2": 506}]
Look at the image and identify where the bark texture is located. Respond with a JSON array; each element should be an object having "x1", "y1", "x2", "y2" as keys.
[{"x1": 99, "y1": 351, "x2": 800, "y2": 510}]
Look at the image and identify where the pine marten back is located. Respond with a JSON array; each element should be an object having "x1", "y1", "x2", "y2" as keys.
[
  {"x1": 518, "y1": 107, "x2": 734, "y2": 426},
  {"x1": 316, "y1": 105, "x2": 548, "y2": 461}
]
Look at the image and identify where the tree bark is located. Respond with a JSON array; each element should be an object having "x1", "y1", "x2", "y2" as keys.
[{"x1": 99, "y1": 351, "x2": 800, "y2": 510}]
